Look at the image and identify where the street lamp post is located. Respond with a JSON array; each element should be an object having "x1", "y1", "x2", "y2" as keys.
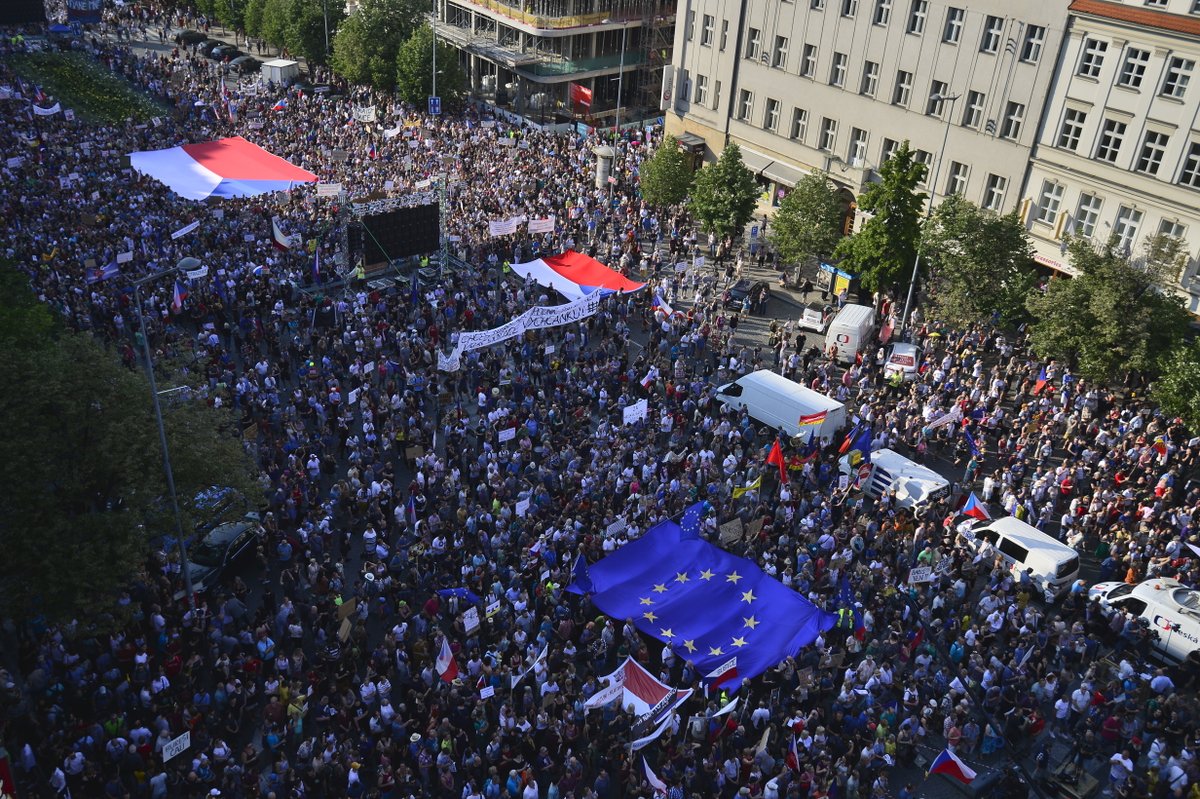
[
  {"x1": 132, "y1": 264, "x2": 196, "y2": 610},
  {"x1": 601, "y1": 19, "x2": 629, "y2": 212},
  {"x1": 900, "y1": 93, "x2": 959, "y2": 333}
]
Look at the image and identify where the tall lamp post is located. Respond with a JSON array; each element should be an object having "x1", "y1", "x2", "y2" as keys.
[
  {"x1": 132, "y1": 262, "x2": 197, "y2": 610},
  {"x1": 601, "y1": 18, "x2": 629, "y2": 210},
  {"x1": 899, "y1": 93, "x2": 959, "y2": 332}
]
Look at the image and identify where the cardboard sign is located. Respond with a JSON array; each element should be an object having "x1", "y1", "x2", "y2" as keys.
[
  {"x1": 747, "y1": 518, "x2": 764, "y2": 540},
  {"x1": 463, "y1": 607, "x2": 480, "y2": 634},
  {"x1": 498, "y1": 426, "x2": 516, "y2": 443},
  {"x1": 338, "y1": 617, "x2": 352, "y2": 641},
  {"x1": 719, "y1": 518, "x2": 744, "y2": 544},
  {"x1": 337, "y1": 597, "x2": 357, "y2": 621},
  {"x1": 485, "y1": 599, "x2": 502, "y2": 619},
  {"x1": 162, "y1": 731, "x2": 190, "y2": 762},
  {"x1": 908, "y1": 566, "x2": 934, "y2": 584}
]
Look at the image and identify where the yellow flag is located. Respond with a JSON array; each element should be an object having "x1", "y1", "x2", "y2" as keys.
[{"x1": 733, "y1": 476, "x2": 762, "y2": 499}]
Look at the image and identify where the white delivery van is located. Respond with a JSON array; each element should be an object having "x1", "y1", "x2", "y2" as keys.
[
  {"x1": 715, "y1": 370, "x2": 846, "y2": 441},
  {"x1": 958, "y1": 516, "x2": 1080, "y2": 601},
  {"x1": 1088, "y1": 578, "x2": 1200, "y2": 664},
  {"x1": 838, "y1": 448, "x2": 949, "y2": 510},
  {"x1": 825, "y1": 304, "x2": 877, "y2": 364}
]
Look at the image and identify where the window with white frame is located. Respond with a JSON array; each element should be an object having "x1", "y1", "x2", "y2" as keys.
[
  {"x1": 1118, "y1": 48, "x2": 1151, "y2": 88},
  {"x1": 1179, "y1": 142, "x2": 1200, "y2": 188},
  {"x1": 694, "y1": 74, "x2": 709, "y2": 105},
  {"x1": 819, "y1": 117, "x2": 838, "y2": 151},
  {"x1": 907, "y1": 0, "x2": 927, "y2": 34},
  {"x1": 738, "y1": 89, "x2": 754, "y2": 120},
  {"x1": 1136, "y1": 130, "x2": 1170, "y2": 175},
  {"x1": 861, "y1": 61, "x2": 880, "y2": 96},
  {"x1": 849, "y1": 127, "x2": 868, "y2": 163},
  {"x1": 701, "y1": 14, "x2": 714, "y2": 46},
  {"x1": 1113, "y1": 206, "x2": 1143, "y2": 251},
  {"x1": 946, "y1": 162, "x2": 968, "y2": 196},
  {"x1": 1078, "y1": 38, "x2": 1107, "y2": 78},
  {"x1": 1159, "y1": 218, "x2": 1187, "y2": 241},
  {"x1": 720, "y1": 20, "x2": 729, "y2": 50},
  {"x1": 1021, "y1": 25, "x2": 1045, "y2": 64},
  {"x1": 801, "y1": 44, "x2": 818, "y2": 78},
  {"x1": 881, "y1": 138, "x2": 900, "y2": 162},
  {"x1": 1000, "y1": 101, "x2": 1025, "y2": 140},
  {"x1": 983, "y1": 174, "x2": 1007, "y2": 211},
  {"x1": 927, "y1": 80, "x2": 948, "y2": 115},
  {"x1": 914, "y1": 150, "x2": 932, "y2": 185},
  {"x1": 811, "y1": 0, "x2": 824, "y2": 8},
  {"x1": 764, "y1": 98, "x2": 781, "y2": 131},
  {"x1": 942, "y1": 7, "x2": 963, "y2": 44},
  {"x1": 1162, "y1": 57, "x2": 1194, "y2": 99},
  {"x1": 893, "y1": 70, "x2": 913, "y2": 106},
  {"x1": 962, "y1": 90, "x2": 984, "y2": 128},
  {"x1": 842, "y1": 0, "x2": 858, "y2": 16},
  {"x1": 1057, "y1": 108, "x2": 1087, "y2": 151},
  {"x1": 791, "y1": 108, "x2": 808, "y2": 140},
  {"x1": 873, "y1": 0, "x2": 891, "y2": 25},
  {"x1": 1035, "y1": 180, "x2": 1064, "y2": 224},
  {"x1": 1145, "y1": 0, "x2": 1168, "y2": 7},
  {"x1": 980, "y1": 15, "x2": 1003, "y2": 54},
  {"x1": 773, "y1": 35, "x2": 789, "y2": 68},
  {"x1": 1095, "y1": 118, "x2": 1127, "y2": 163},
  {"x1": 746, "y1": 28, "x2": 762, "y2": 60},
  {"x1": 830, "y1": 52, "x2": 848, "y2": 87},
  {"x1": 1074, "y1": 193, "x2": 1102, "y2": 238}
]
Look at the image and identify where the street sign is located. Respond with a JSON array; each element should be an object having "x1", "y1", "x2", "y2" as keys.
[
  {"x1": 162, "y1": 731, "x2": 190, "y2": 762},
  {"x1": 428, "y1": 96, "x2": 441, "y2": 115},
  {"x1": 750, "y1": 225, "x2": 759, "y2": 239}
]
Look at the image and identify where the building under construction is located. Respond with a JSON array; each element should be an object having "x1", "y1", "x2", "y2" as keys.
[{"x1": 435, "y1": 0, "x2": 674, "y2": 126}]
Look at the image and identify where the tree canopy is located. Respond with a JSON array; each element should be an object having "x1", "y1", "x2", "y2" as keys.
[
  {"x1": 766, "y1": 169, "x2": 843, "y2": 267},
  {"x1": 331, "y1": 0, "x2": 424, "y2": 90},
  {"x1": 1025, "y1": 236, "x2": 1192, "y2": 383},
  {"x1": 833, "y1": 141, "x2": 926, "y2": 291},
  {"x1": 688, "y1": 142, "x2": 760, "y2": 241},
  {"x1": 919, "y1": 194, "x2": 1035, "y2": 328},
  {"x1": 395, "y1": 24, "x2": 468, "y2": 107},
  {"x1": 638, "y1": 135, "x2": 693, "y2": 209},
  {"x1": 1153, "y1": 341, "x2": 1200, "y2": 432}
]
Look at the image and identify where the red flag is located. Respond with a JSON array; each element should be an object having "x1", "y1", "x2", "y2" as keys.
[
  {"x1": 766, "y1": 438, "x2": 786, "y2": 482},
  {"x1": 436, "y1": 636, "x2": 458, "y2": 683}
]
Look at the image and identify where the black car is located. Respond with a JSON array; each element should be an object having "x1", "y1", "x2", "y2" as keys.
[
  {"x1": 181, "y1": 513, "x2": 263, "y2": 597},
  {"x1": 225, "y1": 55, "x2": 262, "y2": 74},
  {"x1": 174, "y1": 29, "x2": 207, "y2": 46},
  {"x1": 724, "y1": 279, "x2": 771, "y2": 311},
  {"x1": 210, "y1": 44, "x2": 241, "y2": 60},
  {"x1": 197, "y1": 39, "x2": 224, "y2": 58}
]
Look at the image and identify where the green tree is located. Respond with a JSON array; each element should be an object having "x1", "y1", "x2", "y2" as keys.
[
  {"x1": 331, "y1": 0, "x2": 423, "y2": 90},
  {"x1": 1141, "y1": 232, "x2": 1191, "y2": 285},
  {"x1": 1026, "y1": 236, "x2": 1192, "y2": 382},
  {"x1": 0, "y1": 268, "x2": 259, "y2": 624},
  {"x1": 243, "y1": 0, "x2": 266, "y2": 40},
  {"x1": 919, "y1": 194, "x2": 1036, "y2": 328},
  {"x1": 638, "y1": 135, "x2": 693, "y2": 208},
  {"x1": 1153, "y1": 341, "x2": 1200, "y2": 432},
  {"x1": 260, "y1": 0, "x2": 292, "y2": 53},
  {"x1": 287, "y1": 0, "x2": 343, "y2": 66},
  {"x1": 832, "y1": 141, "x2": 926, "y2": 291},
  {"x1": 688, "y1": 142, "x2": 760, "y2": 241},
  {"x1": 766, "y1": 169, "x2": 843, "y2": 267},
  {"x1": 395, "y1": 23, "x2": 467, "y2": 106}
]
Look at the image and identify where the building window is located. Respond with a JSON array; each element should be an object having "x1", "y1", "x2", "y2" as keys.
[
  {"x1": 1136, "y1": 130, "x2": 1170, "y2": 175},
  {"x1": 714, "y1": 80, "x2": 722, "y2": 109},
  {"x1": 746, "y1": 28, "x2": 762, "y2": 60},
  {"x1": 1113, "y1": 206, "x2": 1143, "y2": 252},
  {"x1": 946, "y1": 161, "x2": 968, "y2": 196},
  {"x1": 1021, "y1": 25, "x2": 1045, "y2": 64},
  {"x1": 701, "y1": 14, "x2": 714, "y2": 46},
  {"x1": 830, "y1": 52, "x2": 848, "y2": 87},
  {"x1": 873, "y1": 0, "x2": 891, "y2": 25},
  {"x1": 811, "y1": 0, "x2": 824, "y2": 8},
  {"x1": 773, "y1": 35, "x2": 789, "y2": 68},
  {"x1": 1035, "y1": 180, "x2": 1064, "y2": 224},
  {"x1": 1078, "y1": 38, "x2": 1107, "y2": 78},
  {"x1": 881, "y1": 138, "x2": 900, "y2": 162},
  {"x1": 685, "y1": 10, "x2": 695, "y2": 40},
  {"x1": 927, "y1": 80, "x2": 948, "y2": 115},
  {"x1": 842, "y1": 0, "x2": 858, "y2": 16},
  {"x1": 1160, "y1": 219, "x2": 1187, "y2": 241},
  {"x1": 720, "y1": 20, "x2": 729, "y2": 51},
  {"x1": 764, "y1": 98, "x2": 781, "y2": 131},
  {"x1": 819, "y1": 117, "x2": 838, "y2": 151},
  {"x1": 914, "y1": 150, "x2": 932, "y2": 185},
  {"x1": 893, "y1": 70, "x2": 913, "y2": 106},
  {"x1": 849, "y1": 127, "x2": 868, "y2": 164},
  {"x1": 980, "y1": 15, "x2": 1003, "y2": 54},
  {"x1": 943, "y1": 7, "x2": 964, "y2": 44},
  {"x1": 861, "y1": 61, "x2": 879, "y2": 96},
  {"x1": 983, "y1": 174, "x2": 1007, "y2": 211},
  {"x1": 1074, "y1": 193, "x2": 1102, "y2": 238},
  {"x1": 1000, "y1": 101, "x2": 1024, "y2": 140},
  {"x1": 907, "y1": 0, "x2": 927, "y2": 34},
  {"x1": 791, "y1": 108, "x2": 808, "y2": 141},
  {"x1": 1179, "y1": 142, "x2": 1200, "y2": 188},
  {"x1": 694, "y1": 74, "x2": 709, "y2": 105},
  {"x1": 1057, "y1": 108, "x2": 1087, "y2": 151},
  {"x1": 1193, "y1": 0, "x2": 1200, "y2": 12},
  {"x1": 801, "y1": 44, "x2": 818, "y2": 78},
  {"x1": 738, "y1": 89, "x2": 754, "y2": 120},
  {"x1": 962, "y1": 90, "x2": 984, "y2": 128},
  {"x1": 1095, "y1": 119, "x2": 1127, "y2": 163},
  {"x1": 1145, "y1": 0, "x2": 1168, "y2": 7},
  {"x1": 1118, "y1": 48, "x2": 1151, "y2": 88},
  {"x1": 1162, "y1": 57, "x2": 1194, "y2": 99}
]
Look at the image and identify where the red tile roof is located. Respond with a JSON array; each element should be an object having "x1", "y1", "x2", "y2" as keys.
[{"x1": 1069, "y1": 0, "x2": 1200, "y2": 37}]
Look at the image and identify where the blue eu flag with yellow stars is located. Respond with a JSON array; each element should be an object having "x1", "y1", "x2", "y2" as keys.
[{"x1": 569, "y1": 502, "x2": 837, "y2": 689}]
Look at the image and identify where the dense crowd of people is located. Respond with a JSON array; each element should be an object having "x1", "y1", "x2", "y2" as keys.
[{"x1": 3, "y1": 7, "x2": 1200, "y2": 799}]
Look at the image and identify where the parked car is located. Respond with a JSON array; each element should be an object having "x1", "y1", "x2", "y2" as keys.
[
  {"x1": 796, "y1": 302, "x2": 835, "y2": 333},
  {"x1": 197, "y1": 39, "x2": 224, "y2": 58},
  {"x1": 724, "y1": 279, "x2": 771, "y2": 311},
  {"x1": 883, "y1": 342, "x2": 922, "y2": 382},
  {"x1": 181, "y1": 513, "x2": 263, "y2": 597},
  {"x1": 210, "y1": 44, "x2": 241, "y2": 60},
  {"x1": 1088, "y1": 578, "x2": 1200, "y2": 663},
  {"x1": 174, "y1": 29, "x2": 207, "y2": 46},
  {"x1": 225, "y1": 56, "x2": 262, "y2": 74}
]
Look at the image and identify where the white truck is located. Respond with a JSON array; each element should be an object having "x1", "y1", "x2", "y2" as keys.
[
  {"x1": 715, "y1": 370, "x2": 846, "y2": 442},
  {"x1": 838, "y1": 448, "x2": 950, "y2": 510}
]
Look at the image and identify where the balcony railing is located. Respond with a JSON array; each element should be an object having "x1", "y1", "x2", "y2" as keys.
[{"x1": 517, "y1": 50, "x2": 645, "y2": 76}]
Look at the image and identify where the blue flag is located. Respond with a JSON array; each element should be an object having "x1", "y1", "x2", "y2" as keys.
[
  {"x1": 437, "y1": 587, "x2": 481, "y2": 604},
  {"x1": 569, "y1": 511, "x2": 836, "y2": 689},
  {"x1": 848, "y1": 425, "x2": 873, "y2": 464},
  {"x1": 963, "y1": 427, "x2": 980, "y2": 457}
]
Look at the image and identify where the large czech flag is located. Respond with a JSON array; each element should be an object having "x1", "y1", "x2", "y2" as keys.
[
  {"x1": 509, "y1": 250, "x2": 645, "y2": 301},
  {"x1": 928, "y1": 749, "x2": 977, "y2": 784},
  {"x1": 129, "y1": 136, "x2": 318, "y2": 200}
]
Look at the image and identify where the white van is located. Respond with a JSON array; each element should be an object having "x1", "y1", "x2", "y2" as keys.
[
  {"x1": 958, "y1": 516, "x2": 1080, "y2": 601},
  {"x1": 838, "y1": 448, "x2": 949, "y2": 510},
  {"x1": 714, "y1": 370, "x2": 846, "y2": 441},
  {"x1": 825, "y1": 304, "x2": 877, "y2": 364},
  {"x1": 1088, "y1": 578, "x2": 1200, "y2": 664}
]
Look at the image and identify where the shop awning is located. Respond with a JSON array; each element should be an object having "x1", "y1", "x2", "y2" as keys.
[
  {"x1": 738, "y1": 147, "x2": 774, "y2": 175},
  {"x1": 675, "y1": 132, "x2": 706, "y2": 153},
  {"x1": 763, "y1": 159, "x2": 805, "y2": 188}
]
